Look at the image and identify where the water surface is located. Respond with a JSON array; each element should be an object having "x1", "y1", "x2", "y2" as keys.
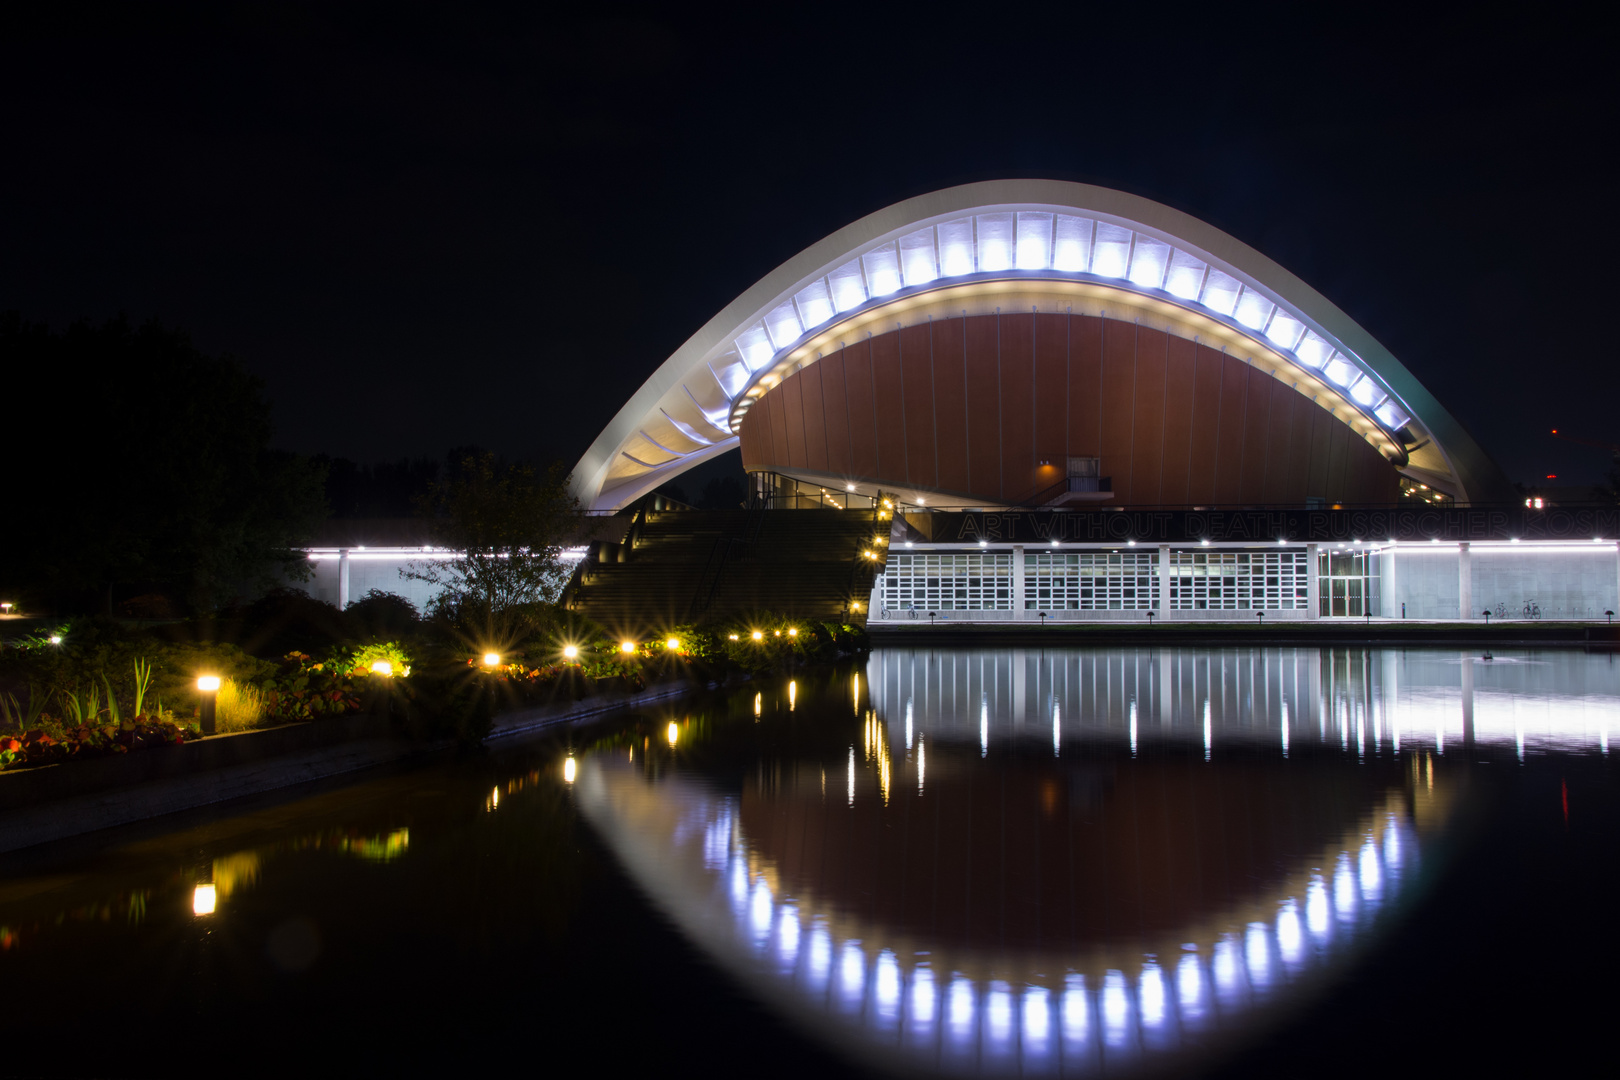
[{"x1": 2, "y1": 646, "x2": 1616, "y2": 1076}]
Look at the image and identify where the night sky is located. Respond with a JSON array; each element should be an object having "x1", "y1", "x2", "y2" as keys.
[{"x1": 4, "y1": 4, "x2": 1615, "y2": 488}]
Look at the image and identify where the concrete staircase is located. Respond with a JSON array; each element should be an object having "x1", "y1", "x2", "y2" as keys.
[{"x1": 565, "y1": 506, "x2": 886, "y2": 636}]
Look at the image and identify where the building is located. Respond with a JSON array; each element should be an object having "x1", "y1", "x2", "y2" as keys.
[{"x1": 565, "y1": 181, "x2": 1617, "y2": 623}]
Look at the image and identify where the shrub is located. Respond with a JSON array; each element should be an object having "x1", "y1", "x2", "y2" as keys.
[{"x1": 344, "y1": 590, "x2": 420, "y2": 642}]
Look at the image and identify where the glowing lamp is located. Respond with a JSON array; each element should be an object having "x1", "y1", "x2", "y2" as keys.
[
  {"x1": 482, "y1": 653, "x2": 500, "y2": 667},
  {"x1": 48, "y1": 635, "x2": 62, "y2": 645},
  {"x1": 563, "y1": 756, "x2": 577, "y2": 784},
  {"x1": 192, "y1": 884, "x2": 216, "y2": 916},
  {"x1": 197, "y1": 676, "x2": 221, "y2": 692},
  {"x1": 751, "y1": 630, "x2": 763, "y2": 641},
  {"x1": 788, "y1": 628, "x2": 797, "y2": 636},
  {"x1": 773, "y1": 629, "x2": 781, "y2": 637},
  {"x1": 665, "y1": 637, "x2": 680, "y2": 650},
  {"x1": 728, "y1": 633, "x2": 739, "y2": 641},
  {"x1": 562, "y1": 645, "x2": 579, "y2": 660},
  {"x1": 620, "y1": 641, "x2": 636, "y2": 654},
  {"x1": 370, "y1": 660, "x2": 393, "y2": 677}
]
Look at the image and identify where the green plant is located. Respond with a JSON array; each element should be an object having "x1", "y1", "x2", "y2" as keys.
[
  {"x1": 99, "y1": 674, "x2": 122, "y2": 724},
  {"x1": 215, "y1": 678, "x2": 265, "y2": 733},
  {"x1": 132, "y1": 657, "x2": 153, "y2": 716}
]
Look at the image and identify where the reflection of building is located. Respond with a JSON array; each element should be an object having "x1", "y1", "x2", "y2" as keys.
[{"x1": 570, "y1": 181, "x2": 1617, "y2": 623}]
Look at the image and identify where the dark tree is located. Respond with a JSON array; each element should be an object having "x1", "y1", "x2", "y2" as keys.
[{"x1": 0, "y1": 312, "x2": 327, "y2": 614}]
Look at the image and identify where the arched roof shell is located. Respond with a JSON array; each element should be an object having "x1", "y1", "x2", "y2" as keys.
[{"x1": 573, "y1": 181, "x2": 1506, "y2": 510}]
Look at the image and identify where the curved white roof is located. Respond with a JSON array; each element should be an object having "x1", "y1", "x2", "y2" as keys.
[{"x1": 573, "y1": 180, "x2": 1506, "y2": 511}]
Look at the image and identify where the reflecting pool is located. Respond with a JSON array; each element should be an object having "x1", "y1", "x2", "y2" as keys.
[{"x1": 2, "y1": 646, "x2": 1617, "y2": 1077}]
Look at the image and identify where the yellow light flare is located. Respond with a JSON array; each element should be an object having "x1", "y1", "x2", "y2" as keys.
[
  {"x1": 370, "y1": 661, "x2": 393, "y2": 677},
  {"x1": 192, "y1": 884, "x2": 216, "y2": 916},
  {"x1": 751, "y1": 630, "x2": 763, "y2": 642},
  {"x1": 620, "y1": 641, "x2": 637, "y2": 654},
  {"x1": 482, "y1": 653, "x2": 500, "y2": 667},
  {"x1": 563, "y1": 644, "x2": 580, "y2": 660},
  {"x1": 754, "y1": 692, "x2": 762, "y2": 718},
  {"x1": 666, "y1": 637, "x2": 680, "y2": 650},
  {"x1": 666, "y1": 722, "x2": 679, "y2": 747},
  {"x1": 196, "y1": 675, "x2": 221, "y2": 692}
]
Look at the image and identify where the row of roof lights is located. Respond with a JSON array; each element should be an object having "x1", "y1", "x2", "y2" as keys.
[{"x1": 727, "y1": 212, "x2": 1410, "y2": 432}]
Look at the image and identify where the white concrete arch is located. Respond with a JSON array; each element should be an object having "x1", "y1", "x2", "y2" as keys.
[{"x1": 572, "y1": 181, "x2": 1508, "y2": 511}]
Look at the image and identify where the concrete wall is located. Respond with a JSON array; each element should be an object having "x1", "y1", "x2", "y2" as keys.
[
  {"x1": 1469, "y1": 548, "x2": 1618, "y2": 619},
  {"x1": 1384, "y1": 546, "x2": 1619, "y2": 620}
]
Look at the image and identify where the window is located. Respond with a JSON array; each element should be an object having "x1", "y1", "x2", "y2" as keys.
[
  {"x1": 1024, "y1": 551, "x2": 1158, "y2": 610},
  {"x1": 881, "y1": 552, "x2": 1012, "y2": 610},
  {"x1": 1168, "y1": 549, "x2": 1308, "y2": 610}
]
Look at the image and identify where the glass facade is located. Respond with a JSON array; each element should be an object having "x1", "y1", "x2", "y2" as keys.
[
  {"x1": 1023, "y1": 551, "x2": 1157, "y2": 610},
  {"x1": 1168, "y1": 549, "x2": 1309, "y2": 611},
  {"x1": 1317, "y1": 549, "x2": 1380, "y2": 617},
  {"x1": 880, "y1": 553, "x2": 1013, "y2": 611}
]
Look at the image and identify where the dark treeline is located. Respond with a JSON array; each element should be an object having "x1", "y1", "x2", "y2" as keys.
[{"x1": 1, "y1": 312, "x2": 326, "y2": 616}]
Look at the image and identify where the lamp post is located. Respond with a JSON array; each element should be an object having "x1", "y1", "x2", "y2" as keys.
[
  {"x1": 1038, "y1": 611, "x2": 1048, "y2": 628},
  {"x1": 197, "y1": 676, "x2": 220, "y2": 736},
  {"x1": 1256, "y1": 611, "x2": 1265, "y2": 629},
  {"x1": 1483, "y1": 609, "x2": 1491, "y2": 626},
  {"x1": 1146, "y1": 610, "x2": 1156, "y2": 629}
]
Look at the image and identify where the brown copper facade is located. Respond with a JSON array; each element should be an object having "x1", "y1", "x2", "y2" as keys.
[{"x1": 738, "y1": 312, "x2": 1400, "y2": 507}]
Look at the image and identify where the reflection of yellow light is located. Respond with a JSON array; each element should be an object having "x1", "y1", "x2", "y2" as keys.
[
  {"x1": 483, "y1": 652, "x2": 500, "y2": 667},
  {"x1": 620, "y1": 641, "x2": 636, "y2": 654},
  {"x1": 192, "y1": 884, "x2": 216, "y2": 916},
  {"x1": 371, "y1": 660, "x2": 393, "y2": 676},
  {"x1": 563, "y1": 644, "x2": 579, "y2": 660},
  {"x1": 789, "y1": 681, "x2": 796, "y2": 710},
  {"x1": 751, "y1": 630, "x2": 763, "y2": 641},
  {"x1": 754, "y1": 692, "x2": 762, "y2": 718},
  {"x1": 563, "y1": 756, "x2": 577, "y2": 783},
  {"x1": 666, "y1": 637, "x2": 680, "y2": 650},
  {"x1": 666, "y1": 722, "x2": 679, "y2": 747},
  {"x1": 197, "y1": 675, "x2": 221, "y2": 692}
]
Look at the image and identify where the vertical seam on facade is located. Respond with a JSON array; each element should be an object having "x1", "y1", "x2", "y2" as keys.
[
  {"x1": 984, "y1": 310, "x2": 997, "y2": 501},
  {"x1": 929, "y1": 319, "x2": 940, "y2": 489},
  {"x1": 869, "y1": 337, "x2": 880, "y2": 477},
  {"x1": 896, "y1": 324, "x2": 909, "y2": 485},
  {"x1": 1127, "y1": 322, "x2": 1139, "y2": 507},
  {"x1": 1210, "y1": 351, "x2": 1224, "y2": 504},
  {"x1": 796, "y1": 369, "x2": 809, "y2": 469},
  {"x1": 1184, "y1": 345, "x2": 1197, "y2": 505},
  {"x1": 1156, "y1": 333, "x2": 1169, "y2": 506},
  {"x1": 843, "y1": 349, "x2": 855, "y2": 478},
  {"x1": 1064, "y1": 312, "x2": 1072, "y2": 466},
  {"x1": 961, "y1": 311, "x2": 971, "y2": 486}
]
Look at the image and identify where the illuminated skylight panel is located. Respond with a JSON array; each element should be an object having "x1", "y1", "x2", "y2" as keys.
[
  {"x1": 828, "y1": 258, "x2": 868, "y2": 313},
  {"x1": 710, "y1": 354, "x2": 750, "y2": 398},
  {"x1": 1323, "y1": 353, "x2": 1357, "y2": 387},
  {"x1": 862, "y1": 243, "x2": 903, "y2": 297},
  {"x1": 1052, "y1": 215, "x2": 1093, "y2": 271},
  {"x1": 898, "y1": 228, "x2": 938, "y2": 287},
  {"x1": 1127, "y1": 235, "x2": 1171, "y2": 289},
  {"x1": 1165, "y1": 249, "x2": 1207, "y2": 299},
  {"x1": 975, "y1": 212, "x2": 1016, "y2": 272},
  {"x1": 735, "y1": 325, "x2": 774, "y2": 371},
  {"x1": 1091, "y1": 223, "x2": 1133, "y2": 278},
  {"x1": 793, "y1": 279, "x2": 835, "y2": 330},
  {"x1": 1375, "y1": 400, "x2": 1410, "y2": 429},
  {"x1": 1295, "y1": 330, "x2": 1332, "y2": 368},
  {"x1": 937, "y1": 218, "x2": 976, "y2": 276},
  {"x1": 1015, "y1": 212, "x2": 1054, "y2": 270},
  {"x1": 1265, "y1": 310, "x2": 1305, "y2": 350},
  {"x1": 764, "y1": 301, "x2": 802, "y2": 349},
  {"x1": 1233, "y1": 287, "x2": 1275, "y2": 330},
  {"x1": 1348, "y1": 374, "x2": 1384, "y2": 407},
  {"x1": 1201, "y1": 270, "x2": 1242, "y2": 316}
]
